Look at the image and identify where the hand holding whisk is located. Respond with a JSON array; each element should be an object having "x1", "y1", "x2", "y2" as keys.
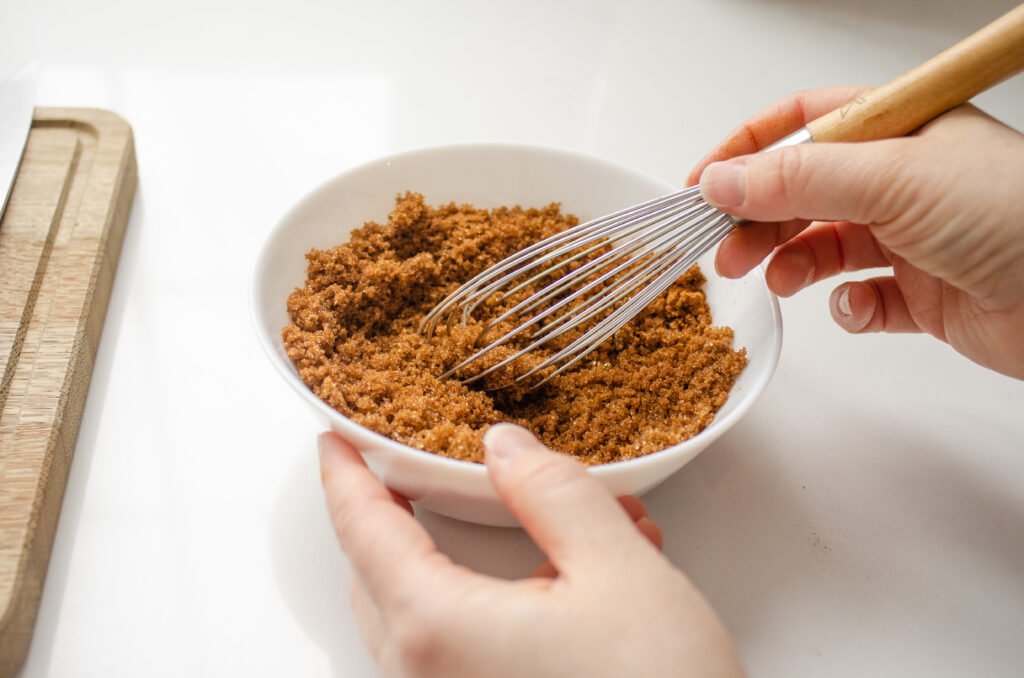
[{"x1": 422, "y1": 3, "x2": 1024, "y2": 389}]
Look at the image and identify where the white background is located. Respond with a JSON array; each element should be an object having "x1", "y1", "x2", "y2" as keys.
[{"x1": 3, "y1": 0, "x2": 1024, "y2": 676}]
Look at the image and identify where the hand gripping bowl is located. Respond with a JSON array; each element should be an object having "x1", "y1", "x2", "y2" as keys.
[{"x1": 251, "y1": 143, "x2": 783, "y2": 526}]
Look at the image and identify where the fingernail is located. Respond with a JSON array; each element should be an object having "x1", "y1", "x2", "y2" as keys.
[
  {"x1": 701, "y1": 160, "x2": 747, "y2": 208},
  {"x1": 483, "y1": 423, "x2": 537, "y2": 463},
  {"x1": 835, "y1": 286, "x2": 852, "y2": 317}
]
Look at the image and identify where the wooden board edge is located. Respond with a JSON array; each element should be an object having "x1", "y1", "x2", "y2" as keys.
[{"x1": 0, "y1": 108, "x2": 138, "y2": 678}]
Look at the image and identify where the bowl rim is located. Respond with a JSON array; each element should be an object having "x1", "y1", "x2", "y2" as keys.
[{"x1": 249, "y1": 140, "x2": 783, "y2": 477}]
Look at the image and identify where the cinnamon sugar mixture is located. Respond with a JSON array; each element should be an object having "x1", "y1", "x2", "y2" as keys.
[{"x1": 283, "y1": 192, "x2": 746, "y2": 465}]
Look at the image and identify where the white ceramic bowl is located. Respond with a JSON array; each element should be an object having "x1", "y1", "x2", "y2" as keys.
[{"x1": 251, "y1": 143, "x2": 782, "y2": 526}]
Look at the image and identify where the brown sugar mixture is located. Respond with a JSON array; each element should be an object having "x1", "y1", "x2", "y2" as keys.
[{"x1": 283, "y1": 192, "x2": 747, "y2": 465}]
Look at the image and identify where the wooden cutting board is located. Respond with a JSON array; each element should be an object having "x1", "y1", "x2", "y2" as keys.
[{"x1": 0, "y1": 108, "x2": 137, "y2": 675}]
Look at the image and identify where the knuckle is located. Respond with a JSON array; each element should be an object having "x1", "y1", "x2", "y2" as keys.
[
  {"x1": 854, "y1": 143, "x2": 913, "y2": 222},
  {"x1": 391, "y1": 609, "x2": 444, "y2": 673},
  {"x1": 864, "y1": 279, "x2": 889, "y2": 333},
  {"x1": 849, "y1": 140, "x2": 931, "y2": 226},
  {"x1": 330, "y1": 499, "x2": 381, "y2": 558},
  {"x1": 786, "y1": 88, "x2": 814, "y2": 117},
  {"x1": 773, "y1": 145, "x2": 807, "y2": 207},
  {"x1": 746, "y1": 145, "x2": 809, "y2": 220},
  {"x1": 328, "y1": 498, "x2": 358, "y2": 546}
]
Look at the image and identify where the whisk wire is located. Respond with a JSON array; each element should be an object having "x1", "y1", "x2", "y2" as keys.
[
  {"x1": 519, "y1": 215, "x2": 734, "y2": 387},
  {"x1": 433, "y1": 187, "x2": 735, "y2": 386},
  {"x1": 460, "y1": 189, "x2": 703, "y2": 323},
  {"x1": 419, "y1": 187, "x2": 702, "y2": 337},
  {"x1": 470, "y1": 199, "x2": 708, "y2": 344}
]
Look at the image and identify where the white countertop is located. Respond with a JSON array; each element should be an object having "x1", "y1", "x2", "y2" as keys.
[{"x1": 6, "y1": 0, "x2": 1024, "y2": 676}]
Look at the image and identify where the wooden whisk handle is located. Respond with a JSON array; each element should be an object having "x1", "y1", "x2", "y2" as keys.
[{"x1": 806, "y1": 3, "x2": 1024, "y2": 143}]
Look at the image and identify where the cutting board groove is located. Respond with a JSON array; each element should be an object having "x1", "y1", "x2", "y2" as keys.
[
  {"x1": 0, "y1": 130, "x2": 79, "y2": 409},
  {"x1": 0, "y1": 108, "x2": 136, "y2": 676}
]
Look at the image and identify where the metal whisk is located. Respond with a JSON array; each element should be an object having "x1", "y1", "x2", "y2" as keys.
[
  {"x1": 421, "y1": 185, "x2": 740, "y2": 387},
  {"x1": 422, "y1": 3, "x2": 1024, "y2": 388}
]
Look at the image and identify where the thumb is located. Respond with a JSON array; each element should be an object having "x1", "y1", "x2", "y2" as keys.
[
  {"x1": 699, "y1": 139, "x2": 914, "y2": 225},
  {"x1": 483, "y1": 423, "x2": 651, "y2": 573}
]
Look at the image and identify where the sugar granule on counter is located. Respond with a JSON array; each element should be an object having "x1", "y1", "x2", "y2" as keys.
[{"x1": 282, "y1": 192, "x2": 747, "y2": 465}]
